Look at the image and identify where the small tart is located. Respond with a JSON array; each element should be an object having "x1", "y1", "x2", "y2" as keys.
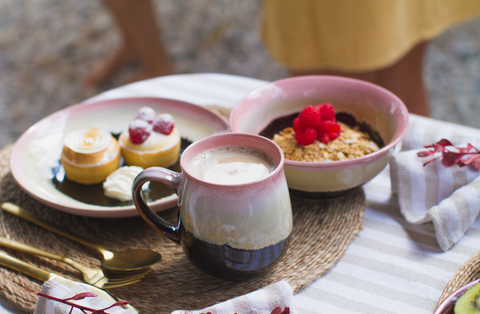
[
  {"x1": 119, "y1": 129, "x2": 181, "y2": 168},
  {"x1": 61, "y1": 128, "x2": 121, "y2": 185}
]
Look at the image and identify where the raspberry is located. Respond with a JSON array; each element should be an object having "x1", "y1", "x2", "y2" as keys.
[
  {"x1": 327, "y1": 123, "x2": 341, "y2": 140},
  {"x1": 152, "y1": 113, "x2": 175, "y2": 135},
  {"x1": 135, "y1": 106, "x2": 157, "y2": 124},
  {"x1": 128, "y1": 119, "x2": 151, "y2": 144},
  {"x1": 292, "y1": 117, "x2": 306, "y2": 133},
  {"x1": 316, "y1": 103, "x2": 336, "y2": 122},
  {"x1": 295, "y1": 126, "x2": 317, "y2": 146},
  {"x1": 318, "y1": 132, "x2": 330, "y2": 145},
  {"x1": 317, "y1": 120, "x2": 333, "y2": 134},
  {"x1": 298, "y1": 105, "x2": 321, "y2": 127},
  {"x1": 317, "y1": 120, "x2": 341, "y2": 144}
]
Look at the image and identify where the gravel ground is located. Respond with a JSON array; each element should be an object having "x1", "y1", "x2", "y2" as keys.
[{"x1": 1, "y1": 0, "x2": 480, "y2": 148}]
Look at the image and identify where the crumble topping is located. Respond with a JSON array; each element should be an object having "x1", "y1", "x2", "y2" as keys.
[{"x1": 272, "y1": 122, "x2": 379, "y2": 162}]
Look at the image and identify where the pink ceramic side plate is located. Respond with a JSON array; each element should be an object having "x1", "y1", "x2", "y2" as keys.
[{"x1": 10, "y1": 97, "x2": 229, "y2": 218}]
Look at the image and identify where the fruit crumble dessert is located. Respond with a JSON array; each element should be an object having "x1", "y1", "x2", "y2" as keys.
[
  {"x1": 119, "y1": 106, "x2": 181, "y2": 168},
  {"x1": 272, "y1": 104, "x2": 380, "y2": 162}
]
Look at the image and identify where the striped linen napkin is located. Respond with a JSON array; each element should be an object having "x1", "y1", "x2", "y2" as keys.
[
  {"x1": 171, "y1": 281, "x2": 296, "y2": 314},
  {"x1": 390, "y1": 114, "x2": 480, "y2": 251}
]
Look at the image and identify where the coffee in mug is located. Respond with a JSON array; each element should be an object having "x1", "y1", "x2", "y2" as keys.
[
  {"x1": 133, "y1": 133, "x2": 292, "y2": 280},
  {"x1": 187, "y1": 146, "x2": 275, "y2": 185}
]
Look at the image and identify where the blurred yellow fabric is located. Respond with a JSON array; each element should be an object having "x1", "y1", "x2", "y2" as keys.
[{"x1": 261, "y1": 0, "x2": 480, "y2": 71}]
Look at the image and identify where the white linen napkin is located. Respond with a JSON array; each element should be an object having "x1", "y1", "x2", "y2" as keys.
[
  {"x1": 171, "y1": 281, "x2": 297, "y2": 314},
  {"x1": 35, "y1": 277, "x2": 136, "y2": 314},
  {"x1": 390, "y1": 114, "x2": 480, "y2": 251}
]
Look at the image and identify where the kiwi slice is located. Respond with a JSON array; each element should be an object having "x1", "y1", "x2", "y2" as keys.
[{"x1": 455, "y1": 283, "x2": 480, "y2": 313}]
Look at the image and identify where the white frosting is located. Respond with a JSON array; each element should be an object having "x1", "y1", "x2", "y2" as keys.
[
  {"x1": 64, "y1": 128, "x2": 111, "y2": 154},
  {"x1": 103, "y1": 166, "x2": 144, "y2": 201},
  {"x1": 121, "y1": 129, "x2": 180, "y2": 152}
]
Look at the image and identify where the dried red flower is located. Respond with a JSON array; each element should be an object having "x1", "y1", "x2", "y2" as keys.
[
  {"x1": 270, "y1": 306, "x2": 290, "y2": 314},
  {"x1": 35, "y1": 291, "x2": 131, "y2": 313},
  {"x1": 417, "y1": 139, "x2": 480, "y2": 169}
]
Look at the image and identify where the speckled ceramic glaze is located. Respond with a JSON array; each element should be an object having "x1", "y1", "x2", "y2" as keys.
[
  {"x1": 230, "y1": 75, "x2": 409, "y2": 196},
  {"x1": 133, "y1": 133, "x2": 292, "y2": 280}
]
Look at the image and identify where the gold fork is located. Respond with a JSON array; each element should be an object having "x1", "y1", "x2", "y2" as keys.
[
  {"x1": 0, "y1": 237, "x2": 148, "y2": 289},
  {"x1": 0, "y1": 251, "x2": 139, "y2": 312}
]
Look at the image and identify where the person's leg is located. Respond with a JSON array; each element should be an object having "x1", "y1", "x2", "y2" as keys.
[
  {"x1": 83, "y1": 40, "x2": 137, "y2": 87},
  {"x1": 376, "y1": 42, "x2": 429, "y2": 116},
  {"x1": 289, "y1": 42, "x2": 429, "y2": 116},
  {"x1": 84, "y1": 0, "x2": 173, "y2": 87}
]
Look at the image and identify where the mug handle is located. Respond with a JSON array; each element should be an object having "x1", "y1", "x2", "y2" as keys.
[{"x1": 132, "y1": 167, "x2": 183, "y2": 244}]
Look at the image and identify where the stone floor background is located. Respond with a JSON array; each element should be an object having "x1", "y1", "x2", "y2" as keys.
[{"x1": 1, "y1": 0, "x2": 480, "y2": 148}]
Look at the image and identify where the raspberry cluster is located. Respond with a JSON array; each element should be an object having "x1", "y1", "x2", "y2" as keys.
[
  {"x1": 293, "y1": 103, "x2": 341, "y2": 146},
  {"x1": 128, "y1": 106, "x2": 175, "y2": 144}
]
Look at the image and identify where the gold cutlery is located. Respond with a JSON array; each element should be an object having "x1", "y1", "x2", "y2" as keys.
[
  {"x1": 0, "y1": 236, "x2": 148, "y2": 289},
  {"x1": 0, "y1": 251, "x2": 139, "y2": 312},
  {"x1": 1, "y1": 202, "x2": 162, "y2": 273}
]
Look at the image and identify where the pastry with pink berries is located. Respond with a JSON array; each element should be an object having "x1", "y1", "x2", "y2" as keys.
[{"x1": 119, "y1": 106, "x2": 181, "y2": 168}]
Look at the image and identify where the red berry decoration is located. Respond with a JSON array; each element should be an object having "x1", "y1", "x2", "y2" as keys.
[
  {"x1": 317, "y1": 120, "x2": 337, "y2": 134},
  {"x1": 317, "y1": 120, "x2": 329, "y2": 134},
  {"x1": 317, "y1": 120, "x2": 341, "y2": 144},
  {"x1": 316, "y1": 103, "x2": 336, "y2": 122},
  {"x1": 295, "y1": 126, "x2": 317, "y2": 146},
  {"x1": 293, "y1": 104, "x2": 342, "y2": 146},
  {"x1": 152, "y1": 113, "x2": 175, "y2": 135},
  {"x1": 298, "y1": 105, "x2": 321, "y2": 127},
  {"x1": 128, "y1": 119, "x2": 151, "y2": 144},
  {"x1": 327, "y1": 122, "x2": 341, "y2": 140},
  {"x1": 292, "y1": 117, "x2": 306, "y2": 133},
  {"x1": 318, "y1": 132, "x2": 329, "y2": 145},
  {"x1": 135, "y1": 106, "x2": 157, "y2": 124}
]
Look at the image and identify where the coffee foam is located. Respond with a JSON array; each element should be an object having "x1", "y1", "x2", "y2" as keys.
[{"x1": 187, "y1": 146, "x2": 276, "y2": 185}]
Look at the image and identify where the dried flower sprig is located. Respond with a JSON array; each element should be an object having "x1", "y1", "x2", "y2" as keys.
[
  {"x1": 270, "y1": 306, "x2": 290, "y2": 314},
  {"x1": 417, "y1": 139, "x2": 480, "y2": 169},
  {"x1": 35, "y1": 291, "x2": 130, "y2": 314}
]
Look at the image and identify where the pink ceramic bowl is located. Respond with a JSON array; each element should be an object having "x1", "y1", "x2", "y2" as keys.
[
  {"x1": 434, "y1": 279, "x2": 480, "y2": 314},
  {"x1": 230, "y1": 75, "x2": 409, "y2": 196}
]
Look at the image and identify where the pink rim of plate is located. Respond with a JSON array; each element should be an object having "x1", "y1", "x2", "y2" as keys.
[
  {"x1": 230, "y1": 75, "x2": 409, "y2": 171},
  {"x1": 434, "y1": 279, "x2": 480, "y2": 314},
  {"x1": 10, "y1": 97, "x2": 229, "y2": 218}
]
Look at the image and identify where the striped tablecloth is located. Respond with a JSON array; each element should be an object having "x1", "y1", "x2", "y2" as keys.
[
  {"x1": 89, "y1": 73, "x2": 480, "y2": 314},
  {"x1": 3, "y1": 73, "x2": 479, "y2": 313}
]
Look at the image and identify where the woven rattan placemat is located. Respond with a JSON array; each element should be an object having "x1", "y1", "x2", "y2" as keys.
[
  {"x1": 0, "y1": 144, "x2": 365, "y2": 314},
  {"x1": 437, "y1": 250, "x2": 480, "y2": 307}
]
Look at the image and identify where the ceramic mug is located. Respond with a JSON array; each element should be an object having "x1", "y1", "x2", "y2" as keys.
[{"x1": 132, "y1": 133, "x2": 293, "y2": 280}]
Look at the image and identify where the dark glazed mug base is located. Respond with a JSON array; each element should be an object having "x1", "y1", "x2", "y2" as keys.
[{"x1": 180, "y1": 228, "x2": 290, "y2": 281}]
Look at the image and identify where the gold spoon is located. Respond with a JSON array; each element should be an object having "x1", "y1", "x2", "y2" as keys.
[
  {"x1": 0, "y1": 236, "x2": 149, "y2": 288},
  {"x1": 1, "y1": 202, "x2": 162, "y2": 273},
  {"x1": 0, "y1": 251, "x2": 139, "y2": 313}
]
